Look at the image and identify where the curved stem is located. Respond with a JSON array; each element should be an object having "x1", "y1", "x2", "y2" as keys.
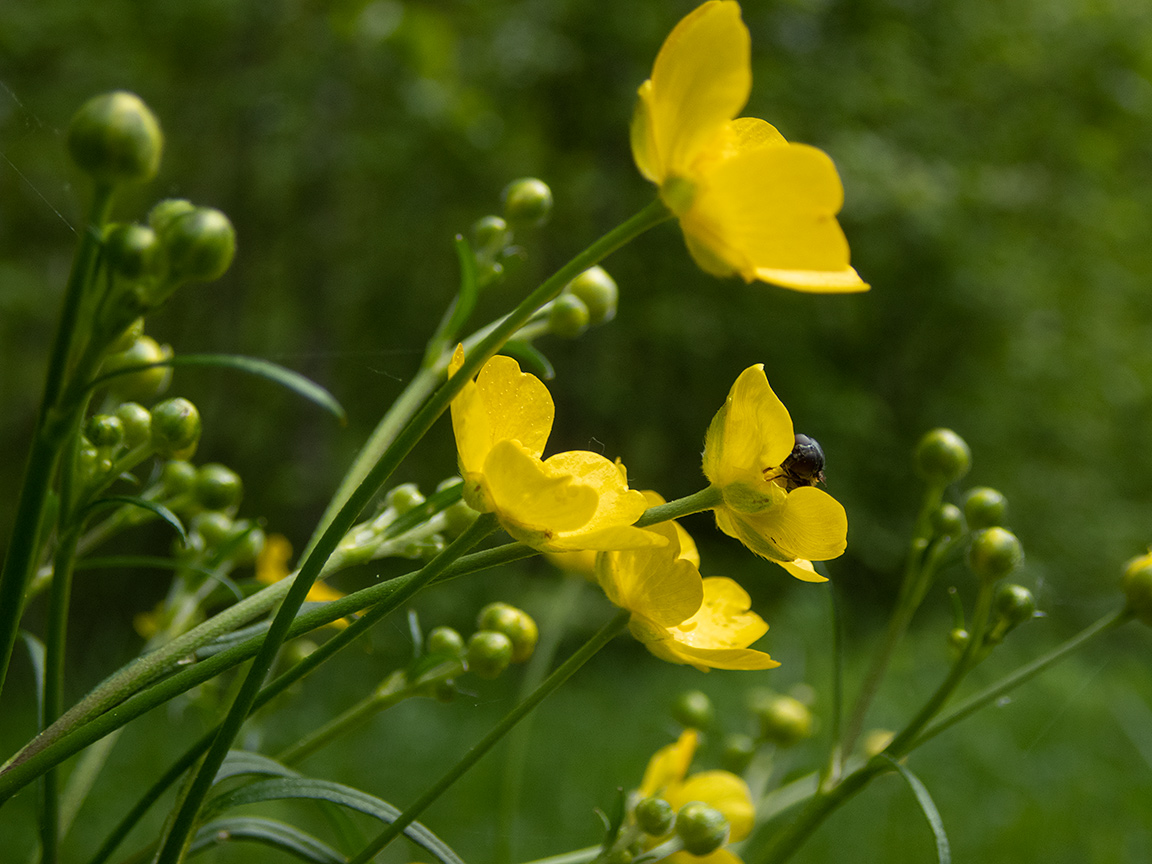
[
  {"x1": 346, "y1": 608, "x2": 633, "y2": 864},
  {"x1": 635, "y1": 486, "x2": 723, "y2": 527}
]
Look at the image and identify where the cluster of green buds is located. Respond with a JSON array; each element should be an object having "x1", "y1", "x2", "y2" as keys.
[
  {"x1": 158, "y1": 458, "x2": 264, "y2": 566},
  {"x1": 414, "y1": 601, "x2": 538, "y2": 696},
  {"x1": 631, "y1": 797, "x2": 732, "y2": 859},
  {"x1": 332, "y1": 479, "x2": 479, "y2": 568}
]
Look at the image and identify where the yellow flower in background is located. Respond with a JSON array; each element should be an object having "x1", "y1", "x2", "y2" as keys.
[
  {"x1": 597, "y1": 518, "x2": 777, "y2": 671},
  {"x1": 639, "y1": 729, "x2": 756, "y2": 864},
  {"x1": 632, "y1": 1, "x2": 867, "y2": 293},
  {"x1": 449, "y1": 346, "x2": 655, "y2": 552},
  {"x1": 703, "y1": 364, "x2": 846, "y2": 576},
  {"x1": 256, "y1": 533, "x2": 350, "y2": 627}
]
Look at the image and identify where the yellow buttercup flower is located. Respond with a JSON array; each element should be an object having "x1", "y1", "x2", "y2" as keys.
[
  {"x1": 448, "y1": 346, "x2": 654, "y2": 552},
  {"x1": 632, "y1": 1, "x2": 867, "y2": 293},
  {"x1": 639, "y1": 729, "x2": 756, "y2": 864},
  {"x1": 596, "y1": 518, "x2": 777, "y2": 671},
  {"x1": 703, "y1": 364, "x2": 847, "y2": 576}
]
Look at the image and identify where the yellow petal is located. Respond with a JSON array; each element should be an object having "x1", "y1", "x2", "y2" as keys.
[
  {"x1": 641, "y1": 1, "x2": 751, "y2": 181},
  {"x1": 544, "y1": 548, "x2": 599, "y2": 579},
  {"x1": 598, "y1": 523, "x2": 703, "y2": 625},
  {"x1": 639, "y1": 729, "x2": 698, "y2": 798},
  {"x1": 642, "y1": 489, "x2": 701, "y2": 566},
  {"x1": 703, "y1": 364, "x2": 794, "y2": 487},
  {"x1": 546, "y1": 451, "x2": 649, "y2": 533},
  {"x1": 776, "y1": 557, "x2": 827, "y2": 583},
  {"x1": 668, "y1": 770, "x2": 756, "y2": 841},
  {"x1": 729, "y1": 486, "x2": 848, "y2": 562},
  {"x1": 255, "y1": 533, "x2": 294, "y2": 585},
  {"x1": 483, "y1": 439, "x2": 599, "y2": 536}
]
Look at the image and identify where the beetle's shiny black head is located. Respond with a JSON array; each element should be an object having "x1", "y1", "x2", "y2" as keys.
[{"x1": 782, "y1": 433, "x2": 826, "y2": 487}]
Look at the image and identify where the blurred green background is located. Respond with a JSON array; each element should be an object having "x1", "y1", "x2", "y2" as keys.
[{"x1": 2, "y1": 0, "x2": 1152, "y2": 861}]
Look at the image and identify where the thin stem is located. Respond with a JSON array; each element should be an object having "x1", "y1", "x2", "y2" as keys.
[
  {"x1": 346, "y1": 608, "x2": 632, "y2": 864},
  {"x1": 0, "y1": 184, "x2": 114, "y2": 698},
  {"x1": 635, "y1": 486, "x2": 723, "y2": 528},
  {"x1": 822, "y1": 576, "x2": 844, "y2": 785}
]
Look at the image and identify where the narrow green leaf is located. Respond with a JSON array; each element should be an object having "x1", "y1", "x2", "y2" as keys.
[
  {"x1": 883, "y1": 755, "x2": 951, "y2": 864},
  {"x1": 79, "y1": 496, "x2": 187, "y2": 544},
  {"x1": 215, "y1": 750, "x2": 300, "y2": 783},
  {"x1": 190, "y1": 816, "x2": 343, "y2": 863},
  {"x1": 204, "y1": 776, "x2": 465, "y2": 864},
  {"x1": 89, "y1": 353, "x2": 346, "y2": 423},
  {"x1": 19, "y1": 631, "x2": 47, "y2": 725}
]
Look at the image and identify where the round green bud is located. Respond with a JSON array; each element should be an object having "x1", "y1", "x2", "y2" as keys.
[
  {"x1": 472, "y1": 215, "x2": 509, "y2": 255},
  {"x1": 193, "y1": 511, "x2": 234, "y2": 548},
  {"x1": 721, "y1": 732, "x2": 757, "y2": 774},
  {"x1": 675, "y1": 802, "x2": 729, "y2": 856},
  {"x1": 931, "y1": 503, "x2": 965, "y2": 538},
  {"x1": 161, "y1": 460, "x2": 197, "y2": 496},
  {"x1": 1122, "y1": 554, "x2": 1152, "y2": 627},
  {"x1": 755, "y1": 693, "x2": 812, "y2": 747},
  {"x1": 151, "y1": 397, "x2": 201, "y2": 458},
  {"x1": 67, "y1": 91, "x2": 163, "y2": 185},
  {"x1": 466, "y1": 630, "x2": 513, "y2": 679},
  {"x1": 947, "y1": 627, "x2": 970, "y2": 654},
  {"x1": 671, "y1": 689, "x2": 714, "y2": 730},
  {"x1": 101, "y1": 336, "x2": 172, "y2": 401},
  {"x1": 548, "y1": 294, "x2": 590, "y2": 339},
  {"x1": 85, "y1": 414, "x2": 125, "y2": 450},
  {"x1": 229, "y1": 522, "x2": 265, "y2": 566},
  {"x1": 194, "y1": 463, "x2": 243, "y2": 511},
  {"x1": 501, "y1": 177, "x2": 553, "y2": 227},
  {"x1": 148, "y1": 198, "x2": 196, "y2": 236},
  {"x1": 994, "y1": 583, "x2": 1037, "y2": 628},
  {"x1": 599, "y1": 850, "x2": 633, "y2": 864},
  {"x1": 76, "y1": 442, "x2": 103, "y2": 488},
  {"x1": 963, "y1": 487, "x2": 1007, "y2": 529},
  {"x1": 564, "y1": 266, "x2": 618, "y2": 326},
  {"x1": 966, "y1": 527, "x2": 1024, "y2": 581},
  {"x1": 107, "y1": 316, "x2": 145, "y2": 354},
  {"x1": 634, "y1": 797, "x2": 676, "y2": 836},
  {"x1": 426, "y1": 626, "x2": 466, "y2": 658},
  {"x1": 114, "y1": 402, "x2": 152, "y2": 448},
  {"x1": 385, "y1": 483, "x2": 425, "y2": 514},
  {"x1": 476, "y1": 602, "x2": 538, "y2": 663},
  {"x1": 441, "y1": 498, "x2": 481, "y2": 537},
  {"x1": 914, "y1": 428, "x2": 971, "y2": 485},
  {"x1": 104, "y1": 223, "x2": 159, "y2": 282},
  {"x1": 161, "y1": 207, "x2": 236, "y2": 284}
]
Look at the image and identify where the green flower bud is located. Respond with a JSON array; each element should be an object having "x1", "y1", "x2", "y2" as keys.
[
  {"x1": 548, "y1": 294, "x2": 590, "y2": 339},
  {"x1": 148, "y1": 198, "x2": 196, "y2": 236},
  {"x1": 104, "y1": 223, "x2": 159, "y2": 282},
  {"x1": 966, "y1": 527, "x2": 1023, "y2": 581},
  {"x1": 161, "y1": 460, "x2": 197, "y2": 496},
  {"x1": 85, "y1": 414, "x2": 125, "y2": 450},
  {"x1": 501, "y1": 177, "x2": 553, "y2": 227},
  {"x1": 947, "y1": 627, "x2": 970, "y2": 655},
  {"x1": 472, "y1": 215, "x2": 509, "y2": 255},
  {"x1": 161, "y1": 207, "x2": 236, "y2": 284},
  {"x1": 476, "y1": 602, "x2": 538, "y2": 663},
  {"x1": 963, "y1": 487, "x2": 1007, "y2": 529},
  {"x1": 115, "y1": 402, "x2": 152, "y2": 448},
  {"x1": 599, "y1": 850, "x2": 633, "y2": 864},
  {"x1": 721, "y1": 732, "x2": 757, "y2": 774},
  {"x1": 564, "y1": 266, "x2": 618, "y2": 326},
  {"x1": 1122, "y1": 552, "x2": 1152, "y2": 627},
  {"x1": 67, "y1": 91, "x2": 163, "y2": 185},
  {"x1": 634, "y1": 797, "x2": 676, "y2": 836},
  {"x1": 914, "y1": 428, "x2": 971, "y2": 485},
  {"x1": 441, "y1": 498, "x2": 481, "y2": 537},
  {"x1": 754, "y1": 693, "x2": 812, "y2": 746},
  {"x1": 931, "y1": 503, "x2": 965, "y2": 538},
  {"x1": 385, "y1": 483, "x2": 425, "y2": 514},
  {"x1": 194, "y1": 463, "x2": 243, "y2": 511},
  {"x1": 994, "y1": 583, "x2": 1037, "y2": 629},
  {"x1": 76, "y1": 442, "x2": 107, "y2": 488},
  {"x1": 151, "y1": 397, "x2": 201, "y2": 458},
  {"x1": 193, "y1": 511, "x2": 234, "y2": 548},
  {"x1": 671, "y1": 690, "x2": 714, "y2": 730},
  {"x1": 107, "y1": 316, "x2": 145, "y2": 354},
  {"x1": 466, "y1": 630, "x2": 513, "y2": 679},
  {"x1": 426, "y1": 626, "x2": 466, "y2": 658},
  {"x1": 101, "y1": 336, "x2": 172, "y2": 401},
  {"x1": 229, "y1": 522, "x2": 265, "y2": 565},
  {"x1": 675, "y1": 802, "x2": 729, "y2": 856}
]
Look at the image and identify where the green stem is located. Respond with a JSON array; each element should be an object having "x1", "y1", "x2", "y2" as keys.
[
  {"x1": 0, "y1": 184, "x2": 114, "y2": 698},
  {"x1": 346, "y1": 608, "x2": 633, "y2": 864},
  {"x1": 635, "y1": 486, "x2": 723, "y2": 527}
]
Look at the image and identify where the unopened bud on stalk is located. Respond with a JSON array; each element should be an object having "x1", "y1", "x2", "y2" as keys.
[
  {"x1": 161, "y1": 460, "x2": 197, "y2": 496},
  {"x1": 466, "y1": 630, "x2": 513, "y2": 679},
  {"x1": 565, "y1": 266, "x2": 618, "y2": 326},
  {"x1": 385, "y1": 483, "x2": 425, "y2": 514},
  {"x1": 85, "y1": 414, "x2": 125, "y2": 450},
  {"x1": 994, "y1": 583, "x2": 1037, "y2": 629},
  {"x1": 476, "y1": 602, "x2": 538, "y2": 663},
  {"x1": 931, "y1": 503, "x2": 965, "y2": 538},
  {"x1": 964, "y1": 487, "x2": 1007, "y2": 529},
  {"x1": 115, "y1": 402, "x2": 152, "y2": 448},
  {"x1": 471, "y1": 215, "x2": 508, "y2": 256},
  {"x1": 101, "y1": 336, "x2": 172, "y2": 401},
  {"x1": 194, "y1": 463, "x2": 243, "y2": 511},
  {"x1": 914, "y1": 428, "x2": 970, "y2": 485},
  {"x1": 501, "y1": 177, "x2": 553, "y2": 227},
  {"x1": 107, "y1": 317, "x2": 145, "y2": 354},
  {"x1": 754, "y1": 693, "x2": 812, "y2": 746},
  {"x1": 161, "y1": 207, "x2": 236, "y2": 284},
  {"x1": 947, "y1": 627, "x2": 971, "y2": 655},
  {"x1": 104, "y1": 223, "x2": 159, "y2": 282},
  {"x1": 148, "y1": 199, "x2": 196, "y2": 236},
  {"x1": 671, "y1": 689, "x2": 714, "y2": 730},
  {"x1": 635, "y1": 797, "x2": 676, "y2": 836},
  {"x1": 426, "y1": 626, "x2": 466, "y2": 658},
  {"x1": 151, "y1": 397, "x2": 201, "y2": 458},
  {"x1": 548, "y1": 294, "x2": 589, "y2": 339},
  {"x1": 675, "y1": 802, "x2": 729, "y2": 856},
  {"x1": 1121, "y1": 551, "x2": 1152, "y2": 627},
  {"x1": 68, "y1": 91, "x2": 163, "y2": 185},
  {"x1": 193, "y1": 511, "x2": 234, "y2": 548},
  {"x1": 229, "y1": 521, "x2": 266, "y2": 565},
  {"x1": 966, "y1": 527, "x2": 1023, "y2": 581}
]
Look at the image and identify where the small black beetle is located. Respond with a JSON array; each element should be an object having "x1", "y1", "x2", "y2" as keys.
[{"x1": 781, "y1": 433, "x2": 826, "y2": 488}]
